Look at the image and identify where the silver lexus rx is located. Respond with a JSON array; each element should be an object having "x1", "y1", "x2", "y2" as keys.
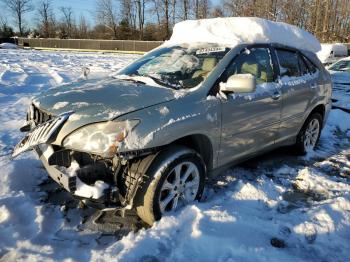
[{"x1": 13, "y1": 42, "x2": 332, "y2": 225}]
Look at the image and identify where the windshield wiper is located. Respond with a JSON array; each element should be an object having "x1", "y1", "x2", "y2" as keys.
[
  {"x1": 142, "y1": 74, "x2": 183, "y2": 90},
  {"x1": 117, "y1": 74, "x2": 181, "y2": 89},
  {"x1": 122, "y1": 78, "x2": 146, "y2": 84},
  {"x1": 114, "y1": 75, "x2": 147, "y2": 85}
]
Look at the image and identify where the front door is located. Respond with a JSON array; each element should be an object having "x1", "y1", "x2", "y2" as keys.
[{"x1": 218, "y1": 46, "x2": 282, "y2": 166}]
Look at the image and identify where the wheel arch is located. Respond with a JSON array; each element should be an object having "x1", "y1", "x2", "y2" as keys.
[
  {"x1": 169, "y1": 134, "x2": 214, "y2": 173},
  {"x1": 308, "y1": 104, "x2": 325, "y2": 127},
  {"x1": 294, "y1": 103, "x2": 325, "y2": 144}
]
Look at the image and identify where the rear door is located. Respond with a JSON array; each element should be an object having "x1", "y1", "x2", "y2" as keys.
[
  {"x1": 218, "y1": 45, "x2": 282, "y2": 166},
  {"x1": 274, "y1": 48, "x2": 316, "y2": 142}
]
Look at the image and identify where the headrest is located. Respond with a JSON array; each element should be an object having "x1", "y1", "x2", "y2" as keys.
[
  {"x1": 241, "y1": 63, "x2": 259, "y2": 76},
  {"x1": 202, "y1": 57, "x2": 217, "y2": 71}
]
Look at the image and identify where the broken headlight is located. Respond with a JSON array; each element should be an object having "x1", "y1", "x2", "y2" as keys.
[{"x1": 62, "y1": 120, "x2": 140, "y2": 157}]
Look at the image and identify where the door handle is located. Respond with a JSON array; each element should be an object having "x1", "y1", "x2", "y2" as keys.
[{"x1": 272, "y1": 91, "x2": 281, "y2": 100}]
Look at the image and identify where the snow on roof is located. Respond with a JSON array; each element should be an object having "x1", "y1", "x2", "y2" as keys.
[
  {"x1": 339, "y1": 56, "x2": 350, "y2": 61},
  {"x1": 166, "y1": 17, "x2": 321, "y2": 53}
]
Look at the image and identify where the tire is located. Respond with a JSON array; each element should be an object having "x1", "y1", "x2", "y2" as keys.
[
  {"x1": 293, "y1": 113, "x2": 323, "y2": 155},
  {"x1": 134, "y1": 145, "x2": 206, "y2": 226}
]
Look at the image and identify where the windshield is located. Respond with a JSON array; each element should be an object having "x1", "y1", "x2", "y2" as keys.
[
  {"x1": 118, "y1": 44, "x2": 230, "y2": 89},
  {"x1": 329, "y1": 60, "x2": 350, "y2": 72}
]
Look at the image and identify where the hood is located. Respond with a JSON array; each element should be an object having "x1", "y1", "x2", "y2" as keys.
[
  {"x1": 33, "y1": 77, "x2": 178, "y2": 123},
  {"x1": 329, "y1": 70, "x2": 350, "y2": 85}
]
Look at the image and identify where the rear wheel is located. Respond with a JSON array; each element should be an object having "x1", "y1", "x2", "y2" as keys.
[
  {"x1": 134, "y1": 146, "x2": 205, "y2": 226},
  {"x1": 294, "y1": 113, "x2": 322, "y2": 155}
]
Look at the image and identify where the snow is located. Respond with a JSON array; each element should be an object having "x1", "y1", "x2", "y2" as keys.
[
  {"x1": 317, "y1": 43, "x2": 348, "y2": 63},
  {"x1": 167, "y1": 17, "x2": 321, "y2": 53},
  {"x1": 220, "y1": 71, "x2": 319, "y2": 102},
  {"x1": 280, "y1": 71, "x2": 319, "y2": 86},
  {"x1": 75, "y1": 179, "x2": 109, "y2": 199},
  {"x1": 114, "y1": 74, "x2": 163, "y2": 88},
  {"x1": 124, "y1": 113, "x2": 201, "y2": 150},
  {"x1": 52, "y1": 101, "x2": 69, "y2": 110},
  {"x1": 1, "y1": 48, "x2": 350, "y2": 261},
  {"x1": 0, "y1": 43, "x2": 18, "y2": 49},
  {"x1": 159, "y1": 106, "x2": 170, "y2": 116},
  {"x1": 0, "y1": 205, "x2": 10, "y2": 223},
  {"x1": 59, "y1": 160, "x2": 110, "y2": 199},
  {"x1": 326, "y1": 109, "x2": 350, "y2": 132},
  {"x1": 206, "y1": 113, "x2": 217, "y2": 122}
]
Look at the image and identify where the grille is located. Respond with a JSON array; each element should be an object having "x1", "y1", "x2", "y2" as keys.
[
  {"x1": 27, "y1": 104, "x2": 54, "y2": 126},
  {"x1": 12, "y1": 112, "x2": 73, "y2": 158}
]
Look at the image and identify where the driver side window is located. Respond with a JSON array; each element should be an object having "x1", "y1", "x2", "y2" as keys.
[{"x1": 226, "y1": 47, "x2": 274, "y2": 85}]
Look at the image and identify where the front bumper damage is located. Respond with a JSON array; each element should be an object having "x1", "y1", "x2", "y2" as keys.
[
  {"x1": 33, "y1": 145, "x2": 156, "y2": 211},
  {"x1": 13, "y1": 107, "x2": 157, "y2": 213},
  {"x1": 36, "y1": 145, "x2": 111, "y2": 202}
]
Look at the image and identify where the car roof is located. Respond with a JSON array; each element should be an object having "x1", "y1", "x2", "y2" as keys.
[{"x1": 338, "y1": 56, "x2": 350, "y2": 62}]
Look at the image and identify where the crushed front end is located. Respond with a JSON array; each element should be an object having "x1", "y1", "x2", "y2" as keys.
[{"x1": 12, "y1": 103, "x2": 154, "y2": 212}]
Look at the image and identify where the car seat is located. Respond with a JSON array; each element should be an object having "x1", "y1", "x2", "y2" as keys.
[{"x1": 192, "y1": 57, "x2": 217, "y2": 78}]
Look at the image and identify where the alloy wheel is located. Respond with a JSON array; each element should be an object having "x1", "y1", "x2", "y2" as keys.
[
  {"x1": 158, "y1": 161, "x2": 200, "y2": 213},
  {"x1": 304, "y1": 118, "x2": 320, "y2": 151}
]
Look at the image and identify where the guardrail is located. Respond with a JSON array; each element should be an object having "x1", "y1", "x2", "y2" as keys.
[{"x1": 17, "y1": 38, "x2": 164, "y2": 52}]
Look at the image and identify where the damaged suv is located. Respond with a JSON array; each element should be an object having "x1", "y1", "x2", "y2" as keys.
[{"x1": 13, "y1": 18, "x2": 332, "y2": 226}]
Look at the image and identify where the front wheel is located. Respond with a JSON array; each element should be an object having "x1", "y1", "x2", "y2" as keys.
[
  {"x1": 293, "y1": 113, "x2": 322, "y2": 155},
  {"x1": 134, "y1": 146, "x2": 206, "y2": 226}
]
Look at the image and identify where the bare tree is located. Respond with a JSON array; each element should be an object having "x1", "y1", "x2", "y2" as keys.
[
  {"x1": 37, "y1": 0, "x2": 55, "y2": 38},
  {"x1": 120, "y1": 0, "x2": 136, "y2": 29},
  {"x1": 183, "y1": 0, "x2": 189, "y2": 20},
  {"x1": 59, "y1": 7, "x2": 75, "y2": 38},
  {"x1": 151, "y1": 0, "x2": 161, "y2": 25},
  {"x1": 0, "y1": 15, "x2": 14, "y2": 38},
  {"x1": 2, "y1": 0, "x2": 32, "y2": 36},
  {"x1": 0, "y1": 13, "x2": 6, "y2": 27},
  {"x1": 171, "y1": 0, "x2": 176, "y2": 25},
  {"x1": 135, "y1": 0, "x2": 146, "y2": 39},
  {"x1": 211, "y1": 5, "x2": 224, "y2": 18},
  {"x1": 164, "y1": 0, "x2": 170, "y2": 38},
  {"x1": 3, "y1": 0, "x2": 347, "y2": 42},
  {"x1": 78, "y1": 15, "x2": 89, "y2": 39},
  {"x1": 197, "y1": 0, "x2": 210, "y2": 19},
  {"x1": 95, "y1": 0, "x2": 118, "y2": 39},
  {"x1": 149, "y1": 0, "x2": 170, "y2": 39}
]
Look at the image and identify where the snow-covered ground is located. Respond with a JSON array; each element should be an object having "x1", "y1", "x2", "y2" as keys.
[
  {"x1": 0, "y1": 43, "x2": 18, "y2": 49},
  {"x1": 0, "y1": 49, "x2": 349, "y2": 261}
]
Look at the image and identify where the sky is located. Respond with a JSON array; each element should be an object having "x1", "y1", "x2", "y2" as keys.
[
  {"x1": 1, "y1": 0, "x2": 97, "y2": 29},
  {"x1": 49, "y1": 0, "x2": 96, "y2": 23},
  {"x1": 1, "y1": 0, "x2": 220, "y2": 31}
]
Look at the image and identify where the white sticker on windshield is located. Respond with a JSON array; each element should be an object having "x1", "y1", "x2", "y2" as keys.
[{"x1": 196, "y1": 47, "x2": 226, "y2": 55}]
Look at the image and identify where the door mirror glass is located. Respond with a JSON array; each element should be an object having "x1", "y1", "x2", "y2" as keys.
[{"x1": 220, "y1": 74, "x2": 256, "y2": 93}]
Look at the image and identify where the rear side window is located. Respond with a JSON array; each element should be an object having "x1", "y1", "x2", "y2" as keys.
[
  {"x1": 302, "y1": 55, "x2": 318, "y2": 74},
  {"x1": 276, "y1": 49, "x2": 300, "y2": 77},
  {"x1": 298, "y1": 55, "x2": 309, "y2": 75}
]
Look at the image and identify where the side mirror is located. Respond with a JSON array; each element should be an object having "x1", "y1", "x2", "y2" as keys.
[{"x1": 220, "y1": 74, "x2": 256, "y2": 94}]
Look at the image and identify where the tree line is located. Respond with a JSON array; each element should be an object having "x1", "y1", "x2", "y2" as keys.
[{"x1": 0, "y1": 0, "x2": 349, "y2": 42}]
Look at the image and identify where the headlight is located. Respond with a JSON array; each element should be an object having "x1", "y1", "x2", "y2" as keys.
[{"x1": 62, "y1": 120, "x2": 140, "y2": 157}]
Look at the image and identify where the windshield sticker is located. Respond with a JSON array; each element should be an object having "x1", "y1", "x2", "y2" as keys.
[{"x1": 196, "y1": 47, "x2": 226, "y2": 55}]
